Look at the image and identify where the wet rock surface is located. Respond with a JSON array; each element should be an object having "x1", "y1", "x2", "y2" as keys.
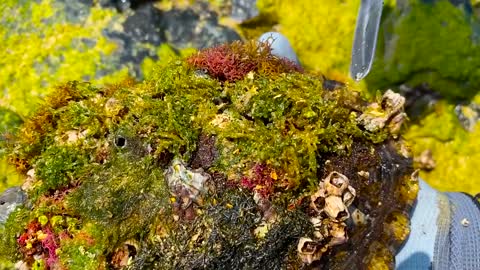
[
  {"x1": 0, "y1": 187, "x2": 26, "y2": 224},
  {"x1": 455, "y1": 102, "x2": 480, "y2": 131},
  {"x1": 30, "y1": 0, "x2": 243, "y2": 79},
  {"x1": 231, "y1": 0, "x2": 259, "y2": 22},
  {"x1": 160, "y1": 2, "x2": 241, "y2": 49}
]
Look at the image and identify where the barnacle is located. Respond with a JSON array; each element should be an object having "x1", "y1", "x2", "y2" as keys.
[
  {"x1": 297, "y1": 237, "x2": 323, "y2": 264},
  {"x1": 358, "y1": 89, "x2": 406, "y2": 132},
  {"x1": 324, "y1": 171, "x2": 349, "y2": 196},
  {"x1": 165, "y1": 159, "x2": 210, "y2": 203},
  {"x1": 324, "y1": 195, "x2": 349, "y2": 221}
]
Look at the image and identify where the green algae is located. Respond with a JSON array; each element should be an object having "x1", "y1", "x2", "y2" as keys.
[
  {"x1": 0, "y1": 108, "x2": 23, "y2": 193},
  {"x1": 0, "y1": 0, "x2": 122, "y2": 117},
  {"x1": 0, "y1": 0, "x2": 124, "y2": 193}
]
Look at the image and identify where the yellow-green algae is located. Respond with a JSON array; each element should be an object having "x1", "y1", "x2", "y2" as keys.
[
  {"x1": 405, "y1": 98, "x2": 480, "y2": 194},
  {"x1": 0, "y1": 0, "x2": 123, "y2": 117},
  {"x1": 0, "y1": 42, "x2": 416, "y2": 269},
  {"x1": 0, "y1": 0, "x2": 130, "y2": 193},
  {"x1": 366, "y1": 0, "x2": 480, "y2": 194}
]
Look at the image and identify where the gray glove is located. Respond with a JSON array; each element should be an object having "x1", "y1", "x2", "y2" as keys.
[{"x1": 397, "y1": 179, "x2": 480, "y2": 270}]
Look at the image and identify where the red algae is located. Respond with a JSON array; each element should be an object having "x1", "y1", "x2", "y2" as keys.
[{"x1": 187, "y1": 40, "x2": 302, "y2": 81}]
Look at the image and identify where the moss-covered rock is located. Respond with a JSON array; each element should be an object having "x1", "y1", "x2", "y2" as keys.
[{"x1": 0, "y1": 40, "x2": 417, "y2": 269}]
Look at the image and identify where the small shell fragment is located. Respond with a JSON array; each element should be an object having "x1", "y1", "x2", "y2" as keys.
[
  {"x1": 414, "y1": 149, "x2": 436, "y2": 171},
  {"x1": 351, "y1": 207, "x2": 368, "y2": 226},
  {"x1": 461, "y1": 218, "x2": 470, "y2": 227},
  {"x1": 357, "y1": 170, "x2": 369, "y2": 179}
]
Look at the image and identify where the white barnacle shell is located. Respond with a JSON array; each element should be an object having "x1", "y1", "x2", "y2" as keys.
[
  {"x1": 310, "y1": 186, "x2": 326, "y2": 214},
  {"x1": 324, "y1": 195, "x2": 349, "y2": 221},
  {"x1": 297, "y1": 237, "x2": 322, "y2": 264},
  {"x1": 309, "y1": 217, "x2": 322, "y2": 228},
  {"x1": 342, "y1": 185, "x2": 356, "y2": 207},
  {"x1": 328, "y1": 222, "x2": 348, "y2": 246},
  {"x1": 309, "y1": 217, "x2": 324, "y2": 239},
  {"x1": 324, "y1": 171, "x2": 349, "y2": 196}
]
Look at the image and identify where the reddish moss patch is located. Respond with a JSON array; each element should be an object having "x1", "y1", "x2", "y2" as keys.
[
  {"x1": 17, "y1": 220, "x2": 60, "y2": 267},
  {"x1": 240, "y1": 163, "x2": 283, "y2": 199},
  {"x1": 187, "y1": 40, "x2": 303, "y2": 81}
]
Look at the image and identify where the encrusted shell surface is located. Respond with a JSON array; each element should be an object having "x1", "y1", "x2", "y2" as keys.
[
  {"x1": 324, "y1": 195, "x2": 349, "y2": 221},
  {"x1": 324, "y1": 171, "x2": 349, "y2": 196}
]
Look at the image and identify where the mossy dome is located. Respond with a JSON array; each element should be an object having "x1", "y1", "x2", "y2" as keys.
[{"x1": 1, "y1": 41, "x2": 418, "y2": 269}]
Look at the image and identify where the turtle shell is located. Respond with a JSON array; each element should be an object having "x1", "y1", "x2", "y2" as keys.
[{"x1": 1, "y1": 41, "x2": 417, "y2": 270}]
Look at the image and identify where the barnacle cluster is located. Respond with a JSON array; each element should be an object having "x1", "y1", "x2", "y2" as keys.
[
  {"x1": 298, "y1": 172, "x2": 355, "y2": 264},
  {"x1": 0, "y1": 40, "x2": 417, "y2": 269}
]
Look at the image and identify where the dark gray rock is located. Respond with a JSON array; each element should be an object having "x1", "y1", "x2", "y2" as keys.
[
  {"x1": 102, "y1": 2, "x2": 165, "y2": 77},
  {"x1": 161, "y1": 2, "x2": 241, "y2": 49},
  {"x1": 123, "y1": 2, "x2": 164, "y2": 45},
  {"x1": 398, "y1": 83, "x2": 442, "y2": 120},
  {"x1": 455, "y1": 102, "x2": 480, "y2": 131},
  {"x1": 231, "y1": 0, "x2": 259, "y2": 22},
  {"x1": 0, "y1": 187, "x2": 26, "y2": 224}
]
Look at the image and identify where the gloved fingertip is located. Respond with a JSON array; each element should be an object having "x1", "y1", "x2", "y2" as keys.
[{"x1": 258, "y1": 32, "x2": 301, "y2": 66}]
